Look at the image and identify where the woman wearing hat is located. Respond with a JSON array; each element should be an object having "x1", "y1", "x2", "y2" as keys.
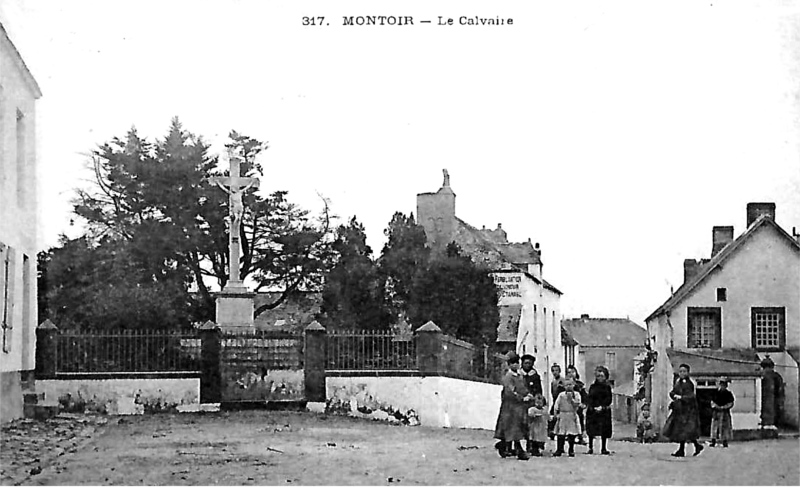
[{"x1": 494, "y1": 351, "x2": 533, "y2": 460}]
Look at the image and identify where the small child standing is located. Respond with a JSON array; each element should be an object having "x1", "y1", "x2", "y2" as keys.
[
  {"x1": 527, "y1": 394, "x2": 549, "y2": 457},
  {"x1": 553, "y1": 379, "x2": 582, "y2": 457},
  {"x1": 710, "y1": 378, "x2": 735, "y2": 447},
  {"x1": 637, "y1": 404, "x2": 658, "y2": 443}
]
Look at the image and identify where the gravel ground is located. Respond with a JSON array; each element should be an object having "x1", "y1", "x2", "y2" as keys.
[{"x1": 2, "y1": 410, "x2": 798, "y2": 485}]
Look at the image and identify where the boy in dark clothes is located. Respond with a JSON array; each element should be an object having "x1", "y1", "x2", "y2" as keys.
[{"x1": 520, "y1": 354, "x2": 543, "y2": 454}]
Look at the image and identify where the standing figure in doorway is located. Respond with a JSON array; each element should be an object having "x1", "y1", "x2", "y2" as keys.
[
  {"x1": 662, "y1": 363, "x2": 704, "y2": 457},
  {"x1": 709, "y1": 378, "x2": 735, "y2": 447}
]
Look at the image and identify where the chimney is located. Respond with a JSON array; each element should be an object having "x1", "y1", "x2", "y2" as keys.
[
  {"x1": 711, "y1": 226, "x2": 734, "y2": 258},
  {"x1": 746, "y1": 202, "x2": 776, "y2": 227},
  {"x1": 684, "y1": 259, "x2": 701, "y2": 284}
]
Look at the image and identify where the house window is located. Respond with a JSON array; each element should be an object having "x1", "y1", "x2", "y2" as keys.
[
  {"x1": 687, "y1": 307, "x2": 721, "y2": 348},
  {"x1": 751, "y1": 307, "x2": 785, "y2": 351},
  {"x1": 605, "y1": 351, "x2": 616, "y2": 371},
  {"x1": 716, "y1": 288, "x2": 727, "y2": 302}
]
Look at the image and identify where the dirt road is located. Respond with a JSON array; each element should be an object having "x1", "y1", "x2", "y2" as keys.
[{"x1": 4, "y1": 410, "x2": 799, "y2": 485}]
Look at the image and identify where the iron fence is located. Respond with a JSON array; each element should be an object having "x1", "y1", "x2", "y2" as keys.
[
  {"x1": 55, "y1": 329, "x2": 201, "y2": 373},
  {"x1": 326, "y1": 330, "x2": 417, "y2": 371}
]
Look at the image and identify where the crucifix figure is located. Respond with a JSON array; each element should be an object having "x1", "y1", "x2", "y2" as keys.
[{"x1": 210, "y1": 150, "x2": 259, "y2": 285}]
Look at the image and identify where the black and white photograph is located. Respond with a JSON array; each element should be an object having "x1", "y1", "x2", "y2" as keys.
[{"x1": 1, "y1": 0, "x2": 799, "y2": 484}]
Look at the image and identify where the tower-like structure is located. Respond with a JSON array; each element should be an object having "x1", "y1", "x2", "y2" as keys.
[{"x1": 416, "y1": 169, "x2": 457, "y2": 252}]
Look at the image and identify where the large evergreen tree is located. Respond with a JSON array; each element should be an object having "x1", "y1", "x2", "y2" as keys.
[
  {"x1": 407, "y1": 242, "x2": 499, "y2": 346},
  {"x1": 320, "y1": 217, "x2": 390, "y2": 330},
  {"x1": 39, "y1": 119, "x2": 333, "y2": 329},
  {"x1": 377, "y1": 212, "x2": 429, "y2": 318}
]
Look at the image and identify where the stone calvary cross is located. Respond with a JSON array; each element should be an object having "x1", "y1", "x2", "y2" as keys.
[
  {"x1": 209, "y1": 150, "x2": 260, "y2": 333},
  {"x1": 210, "y1": 152, "x2": 259, "y2": 287}
]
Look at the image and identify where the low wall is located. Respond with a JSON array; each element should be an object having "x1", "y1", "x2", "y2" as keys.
[
  {"x1": 38, "y1": 376, "x2": 201, "y2": 415},
  {"x1": 326, "y1": 375, "x2": 501, "y2": 430}
]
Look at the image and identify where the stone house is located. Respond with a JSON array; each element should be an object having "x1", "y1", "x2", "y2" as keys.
[
  {"x1": 645, "y1": 203, "x2": 800, "y2": 435},
  {"x1": 0, "y1": 22, "x2": 42, "y2": 423},
  {"x1": 562, "y1": 315, "x2": 647, "y2": 387},
  {"x1": 416, "y1": 170, "x2": 566, "y2": 404}
]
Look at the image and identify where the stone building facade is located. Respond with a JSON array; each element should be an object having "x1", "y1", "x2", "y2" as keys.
[{"x1": 0, "y1": 22, "x2": 42, "y2": 423}]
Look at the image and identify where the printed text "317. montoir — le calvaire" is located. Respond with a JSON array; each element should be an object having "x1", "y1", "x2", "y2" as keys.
[{"x1": 301, "y1": 16, "x2": 514, "y2": 27}]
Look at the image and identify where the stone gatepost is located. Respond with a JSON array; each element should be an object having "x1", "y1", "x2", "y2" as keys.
[
  {"x1": 304, "y1": 321, "x2": 327, "y2": 409},
  {"x1": 35, "y1": 320, "x2": 59, "y2": 379},
  {"x1": 416, "y1": 321, "x2": 442, "y2": 376},
  {"x1": 199, "y1": 321, "x2": 222, "y2": 404}
]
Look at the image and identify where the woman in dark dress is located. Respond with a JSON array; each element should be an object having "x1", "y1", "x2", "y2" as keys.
[
  {"x1": 662, "y1": 363, "x2": 704, "y2": 457},
  {"x1": 586, "y1": 365, "x2": 613, "y2": 454},
  {"x1": 494, "y1": 352, "x2": 533, "y2": 460}
]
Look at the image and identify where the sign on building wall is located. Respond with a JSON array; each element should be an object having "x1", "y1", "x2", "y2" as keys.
[{"x1": 492, "y1": 273, "x2": 523, "y2": 300}]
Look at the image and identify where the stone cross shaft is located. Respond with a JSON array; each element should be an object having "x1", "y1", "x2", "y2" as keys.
[{"x1": 210, "y1": 153, "x2": 259, "y2": 285}]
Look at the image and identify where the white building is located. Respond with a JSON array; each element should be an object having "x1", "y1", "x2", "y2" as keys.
[
  {"x1": 645, "y1": 203, "x2": 800, "y2": 434},
  {"x1": 416, "y1": 170, "x2": 565, "y2": 403},
  {"x1": 0, "y1": 22, "x2": 42, "y2": 423}
]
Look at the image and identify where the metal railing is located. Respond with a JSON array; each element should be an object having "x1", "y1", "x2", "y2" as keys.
[
  {"x1": 55, "y1": 329, "x2": 201, "y2": 374},
  {"x1": 326, "y1": 330, "x2": 417, "y2": 371}
]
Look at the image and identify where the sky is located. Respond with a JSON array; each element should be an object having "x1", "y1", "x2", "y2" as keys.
[{"x1": 2, "y1": 0, "x2": 799, "y2": 326}]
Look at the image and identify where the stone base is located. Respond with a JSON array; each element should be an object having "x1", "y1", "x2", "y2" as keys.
[
  {"x1": 216, "y1": 286, "x2": 255, "y2": 334},
  {"x1": 0, "y1": 370, "x2": 23, "y2": 424}
]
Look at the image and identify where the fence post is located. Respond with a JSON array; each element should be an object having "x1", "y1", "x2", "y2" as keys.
[
  {"x1": 35, "y1": 320, "x2": 59, "y2": 379},
  {"x1": 416, "y1": 321, "x2": 442, "y2": 376},
  {"x1": 199, "y1": 320, "x2": 222, "y2": 403},
  {"x1": 304, "y1": 321, "x2": 327, "y2": 403}
]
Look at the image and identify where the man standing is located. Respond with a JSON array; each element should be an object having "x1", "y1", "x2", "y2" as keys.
[
  {"x1": 760, "y1": 357, "x2": 785, "y2": 429},
  {"x1": 520, "y1": 354, "x2": 543, "y2": 454}
]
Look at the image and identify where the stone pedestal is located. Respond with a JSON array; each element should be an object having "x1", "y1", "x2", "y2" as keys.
[{"x1": 215, "y1": 282, "x2": 255, "y2": 334}]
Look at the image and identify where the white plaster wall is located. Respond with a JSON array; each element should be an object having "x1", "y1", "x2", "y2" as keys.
[
  {"x1": 494, "y1": 271, "x2": 563, "y2": 402},
  {"x1": 0, "y1": 30, "x2": 39, "y2": 376},
  {"x1": 669, "y1": 225, "x2": 799, "y2": 349},
  {"x1": 326, "y1": 376, "x2": 502, "y2": 430},
  {"x1": 38, "y1": 378, "x2": 200, "y2": 415}
]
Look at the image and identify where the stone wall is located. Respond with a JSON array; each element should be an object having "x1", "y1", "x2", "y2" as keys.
[
  {"x1": 37, "y1": 378, "x2": 200, "y2": 415},
  {"x1": 325, "y1": 375, "x2": 501, "y2": 430}
]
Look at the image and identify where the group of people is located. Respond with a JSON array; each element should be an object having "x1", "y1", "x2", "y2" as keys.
[
  {"x1": 660, "y1": 363, "x2": 737, "y2": 456},
  {"x1": 494, "y1": 355, "x2": 742, "y2": 460},
  {"x1": 493, "y1": 353, "x2": 613, "y2": 460}
]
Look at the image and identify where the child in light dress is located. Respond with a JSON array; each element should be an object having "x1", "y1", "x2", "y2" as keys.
[
  {"x1": 553, "y1": 379, "x2": 582, "y2": 457},
  {"x1": 527, "y1": 393, "x2": 549, "y2": 457}
]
